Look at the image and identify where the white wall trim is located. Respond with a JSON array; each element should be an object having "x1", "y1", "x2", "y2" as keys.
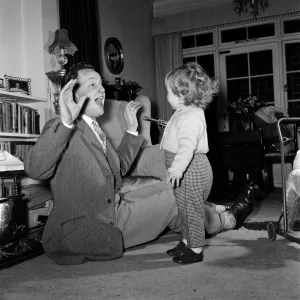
[{"x1": 182, "y1": 11, "x2": 300, "y2": 34}]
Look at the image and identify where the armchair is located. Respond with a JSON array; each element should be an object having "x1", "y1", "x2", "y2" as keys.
[
  {"x1": 97, "y1": 95, "x2": 152, "y2": 149},
  {"x1": 22, "y1": 96, "x2": 167, "y2": 240},
  {"x1": 97, "y1": 95, "x2": 167, "y2": 190}
]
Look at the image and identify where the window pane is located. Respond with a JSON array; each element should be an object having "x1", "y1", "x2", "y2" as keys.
[
  {"x1": 227, "y1": 78, "x2": 249, "y2": 102},
  {"x1": 287, "y1": 72, "x2": 300, "y2": 100},
  {"x1": 284, "y1": 19, "x2": 300, "y2": 35},
  {"x1": 226, "y1": 54, "x2": 248, "y2": 78},
  {"x1": 285, "y1": 43, "x2": 300, "y2": 72},
  {"x1": 248, "y1": 23, "x2": 275, "y2": 39},
  {"x1": 251, "y1": 76, "x2": 274, "y2": 103},
  {"x1": 183, "y1": 56, "x2": 196, "y2": 64},
  {"x1": 221, "y1": 28, "x2": 247, "y2": 43},
  {"x1": 250, "y1": 50, "x2": 273, "y2": 76},
  {"x1": 288, "y1": 101, "x2": 300, "y2": 117},
  {"x1": 196, "y1": 32, "x2": 213, "y2": 47},
  {"x1": 182, "y1": 35, "x2": 195, "y2": 49},
  {"x1": 197, "y1": 54, "x2": 215, "y2": 77}
]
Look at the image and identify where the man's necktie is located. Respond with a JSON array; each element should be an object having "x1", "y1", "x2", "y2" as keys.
[{"x1": 92, "y1": 120, "x2": 107, "y2": 154}]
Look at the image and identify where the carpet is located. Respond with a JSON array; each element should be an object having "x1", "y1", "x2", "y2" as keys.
[{"x1": 0, "y1": 229, "x2": 299, "y2": 300}]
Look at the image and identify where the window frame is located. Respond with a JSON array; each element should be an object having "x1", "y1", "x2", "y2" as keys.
[
  {"x1": 218, "y1": 20, "x2": 277, "y2": 46},
  {"x1": 182, "y1": 14, "x2": 300, "y2": 131}
]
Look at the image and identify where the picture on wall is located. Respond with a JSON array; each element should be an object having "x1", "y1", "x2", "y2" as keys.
[{"x1": 4, "y1": 75, "x2": 31, "y2": 95}]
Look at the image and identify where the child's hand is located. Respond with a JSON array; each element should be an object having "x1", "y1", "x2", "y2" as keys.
[{"x1": 166, "y1": 170, "x2": 182, "y2": 188}]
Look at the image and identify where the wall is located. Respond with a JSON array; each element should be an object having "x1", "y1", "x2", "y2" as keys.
[
  {"x1": 40, "y1": 0, "x2": 60, "y2": 123},
  {"x1": 1, "y1": 0, "x2": 155, "y2": 126},
  {"x1": 97, "y1": 0, "x2": 156, "y2": 103},
  {"x1": 152, "y1": 0, "x2": 300, "y2": 35},
  {"x1": 0, "y1": 0, "x2": 48, "y2": 98},
  {"x1": 0, "y1": 0, "x2": 59, "y2": 128},
  {"x1": 0, "y1": 1, "x2": 24, "y2": 82}
]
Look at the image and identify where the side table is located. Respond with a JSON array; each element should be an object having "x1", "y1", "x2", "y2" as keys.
[{"x1": 0, "y1": 170, "x2": 44, "y2": 270}]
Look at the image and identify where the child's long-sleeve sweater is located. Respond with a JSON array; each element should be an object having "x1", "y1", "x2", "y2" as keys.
[{"x1": 160, "y1": 106, "x2": 208, "y2": 177}]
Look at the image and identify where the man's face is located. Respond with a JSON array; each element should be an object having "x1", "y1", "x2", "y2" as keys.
[{"x1": 75, "y1": 69, "x2": 106, "y2": 119}]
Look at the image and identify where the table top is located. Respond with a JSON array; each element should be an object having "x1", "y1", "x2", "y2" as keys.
[{"x1": 217, "y1": 130, "x2": 261, "y2": 146}]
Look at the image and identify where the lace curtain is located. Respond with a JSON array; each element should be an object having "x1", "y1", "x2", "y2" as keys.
[{"x1": 153, "y1": 32, "x2": 183, "y2": 121}]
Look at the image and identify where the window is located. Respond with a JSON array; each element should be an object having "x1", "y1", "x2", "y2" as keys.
[
  {"x1": 182, "y1": 15, "x2": 300, "y2": 130},
  {"x1": 183, "y1": 56, "x2": 196, "y2": 64},
  {"x1": 220, "y1": 23, "x2": 275, "y2": 44},
  {"x1": 283, "y1": 19, "x2": 300, "y2": 35},
  {"x1": 197, "y1": 54, "x2": 215, "y2": 78},
  {"x1": 284, "y1": 42, "x2": 300, "y2": 116},
  {"x1": 182, "y1": 32, "x2": 214, "y2": 49},
  {"x1": 183, "y1": 54, "x2": 215, "y2": 78},
  {"x1": 221, "y1": 47, "x2": 276, "y2": 104}
]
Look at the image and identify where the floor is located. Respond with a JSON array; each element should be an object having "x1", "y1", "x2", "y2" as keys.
[{"x1": 0, "y1": 188, "x2": 299, "y2": 300}]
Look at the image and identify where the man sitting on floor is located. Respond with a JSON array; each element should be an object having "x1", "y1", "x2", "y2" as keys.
[{"x1": 24, "y1": 62, "x2": 253, "y2": 265}]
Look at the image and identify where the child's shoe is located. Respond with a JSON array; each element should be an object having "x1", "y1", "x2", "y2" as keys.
[
  {"x1": 173, "y1": 248, "x2": 204, "y2": 264},
  {"x1": 166, "y1": 241, "x2": 187, "y2": 257}
]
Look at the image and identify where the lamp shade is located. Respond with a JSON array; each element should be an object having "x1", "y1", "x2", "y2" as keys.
[{"x1": 49, "y1": 29, "x2": 78, "y2": 56}]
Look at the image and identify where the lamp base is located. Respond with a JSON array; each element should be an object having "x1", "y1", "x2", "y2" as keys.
[{"x1": 46, "y1": 69, "x2": 66, "y2": 84}]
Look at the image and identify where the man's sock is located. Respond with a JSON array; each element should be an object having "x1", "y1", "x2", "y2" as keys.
[
  {"x1": 205, "y1": 202, "x2": 226, "y2": 213},
  {"x1": 223, "y1": 212, "x2": 237, "y2": 230},
  {"x1": 215, "y1": 205, "x2": 226, "y2": 213}
]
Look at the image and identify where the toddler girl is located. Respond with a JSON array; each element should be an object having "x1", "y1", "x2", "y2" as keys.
[{"x1": 160, "y1": 62, "x2": 219, "y2": 264}]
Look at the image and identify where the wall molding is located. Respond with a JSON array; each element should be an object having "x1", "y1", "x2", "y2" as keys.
[{"x1": 182, "y1": 11, "x2": 300, "y2": 34}]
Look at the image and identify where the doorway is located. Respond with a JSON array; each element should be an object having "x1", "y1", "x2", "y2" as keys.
[{"x1": 283, "y1": 41, "x2": 300, "y2": 116}]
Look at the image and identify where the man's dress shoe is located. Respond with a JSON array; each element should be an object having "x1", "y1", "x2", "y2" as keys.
[{"x1": 228, "y1": 183, "x2": 254, "y2": 229}]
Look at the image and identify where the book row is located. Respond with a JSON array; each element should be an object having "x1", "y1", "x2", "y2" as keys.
[
  {"x1": 0, "y1": 181, "x2": 15, "y2": 197},
  {"x1": 0, "y1": 98, "x2": 40, "y2": 134}
]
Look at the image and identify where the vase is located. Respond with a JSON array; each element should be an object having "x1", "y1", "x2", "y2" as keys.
[{"x1": 241, "y1": 120, "x2": 251, "y2": 131}]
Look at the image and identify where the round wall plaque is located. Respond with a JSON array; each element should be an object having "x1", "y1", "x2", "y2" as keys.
[{"x1": 104, "y1": 37, "x2": 124, "y2": 75}]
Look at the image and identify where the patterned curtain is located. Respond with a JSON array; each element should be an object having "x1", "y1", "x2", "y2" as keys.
[
  {"x1": 153, "y1": 32, "x2": 183, "y2": 121},
  {"x1": 59, "y1": 0, "x2": 100, "y2": 72}
]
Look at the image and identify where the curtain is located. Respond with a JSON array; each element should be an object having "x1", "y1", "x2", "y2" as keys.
[
  {"x1": 59, "y1": 0, "x2": 100, "y2": 72},
  {"x1": 153, "y1": 32, "x2": 183, "y2": 121}
]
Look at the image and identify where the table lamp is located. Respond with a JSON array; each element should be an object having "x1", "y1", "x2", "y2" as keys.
[{"x1": 46, "y1": 29, "x2": 78, "y2": 109}]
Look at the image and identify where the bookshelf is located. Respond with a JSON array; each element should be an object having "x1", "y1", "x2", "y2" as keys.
[
  {"x1": 0, "y1": 94, "x2": 46, "y2": 267},
  {"x1": 0, "y1": 90, "x2": 47, "y2": 103},
  {"x1": 0, "y1": 91, "x2": 46, "y2": 160},
  {"x1": 0, "y1": 151, "x2": 24, "y2": 172}
]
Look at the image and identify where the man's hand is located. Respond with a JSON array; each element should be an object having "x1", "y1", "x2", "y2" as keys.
[
  {"x1": 124, "y1": 101, "x2": 141, "y2": 132},
  {"x1": 59, "y1": 79, "x2": 87, "y2": 126}
]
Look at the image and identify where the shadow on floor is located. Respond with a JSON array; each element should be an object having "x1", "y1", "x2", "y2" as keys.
[{"x1": 206, "y1": 234, "x2": 300, "y2": 270}]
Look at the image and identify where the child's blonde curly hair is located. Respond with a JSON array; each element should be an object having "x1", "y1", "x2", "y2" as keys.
[{"x1": 165, "y1": 62, "x2": 219, "y2": 110}]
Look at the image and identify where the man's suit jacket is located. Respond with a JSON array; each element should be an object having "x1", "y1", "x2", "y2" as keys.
[{"x1": 24, "y1": 117, "x2": 144, "y2": 265}]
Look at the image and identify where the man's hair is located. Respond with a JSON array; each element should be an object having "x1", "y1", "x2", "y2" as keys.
[{"x1": 53, "y1": 62, "x2": 95, "y2": 114}]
